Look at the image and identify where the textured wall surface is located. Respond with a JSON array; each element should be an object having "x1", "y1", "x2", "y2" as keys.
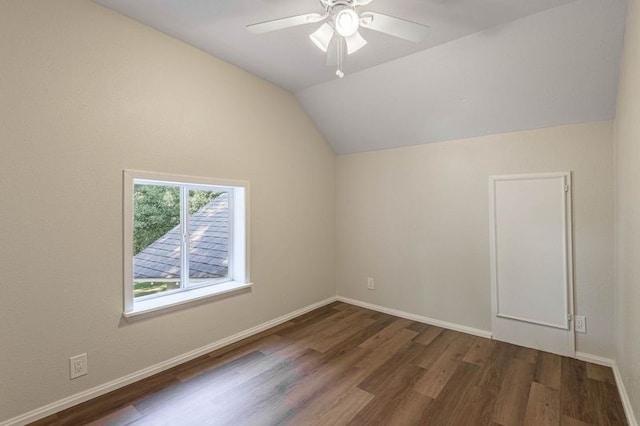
[
  {"x1": 337, "y1": 122, "x2": 615, "y2": 357},
  {"x1": 614, "y1": 0, "x2": 640, "y2": 419},
  {"x1": 0, "y1": 0, "x2": 335, "y2": 421},
  {"x1": 1, "y1": 0, "x2": 635, "y2": 422}
]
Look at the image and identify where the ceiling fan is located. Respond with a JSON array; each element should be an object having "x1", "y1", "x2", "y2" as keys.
[{"x1": 247, "y1": 0, "x2": 430, "y2": 78}]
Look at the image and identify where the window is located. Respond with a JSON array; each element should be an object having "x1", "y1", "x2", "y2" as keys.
[{"x1": 123, "y1": 170, "x2": 250, "y2": 318}]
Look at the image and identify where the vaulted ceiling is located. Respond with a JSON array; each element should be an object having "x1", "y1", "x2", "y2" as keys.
[{"x1": 94, "y1": 0, "x2": 627, "y2": 154}]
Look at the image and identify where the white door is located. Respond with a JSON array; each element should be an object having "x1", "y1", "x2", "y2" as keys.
[{"x1": 489, "y1": 172, "x2": 575, "y2": 357}]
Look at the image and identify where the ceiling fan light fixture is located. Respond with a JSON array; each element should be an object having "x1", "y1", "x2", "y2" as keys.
[
  {"x1": 309, "y1": 23, "x2": 334, "y2": 52},
  {"x1": 247, "y1": 0, "x2": 431, "y2": 80},
  {"x1": 334, "y1": 9, "x2": 359, "y2": 37},
  {"x1": 345, "y1": 31, "x2": 367, "y2": 54}
]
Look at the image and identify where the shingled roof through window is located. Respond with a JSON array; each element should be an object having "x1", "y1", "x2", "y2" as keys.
[{"x1": 133, "y1": 193, "x2": 229, "y2": 280}]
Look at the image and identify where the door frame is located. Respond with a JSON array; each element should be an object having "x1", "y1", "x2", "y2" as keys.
[{"x1": 488, "y1": 172, "x2": 575, "y2": 356}]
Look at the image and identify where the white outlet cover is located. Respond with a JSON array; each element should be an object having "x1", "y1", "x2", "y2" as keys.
[
  {"x1": 575, "y1": 315, "x2": 586, "y2": 333},
  {"x1": 70, "y1": 353, "x2": 88, "y2": 379}
]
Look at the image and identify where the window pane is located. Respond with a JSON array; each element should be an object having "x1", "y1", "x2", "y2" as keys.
[
  {"x1": 188, "y1": 189, "x2": 229, "y2": 285},
  {"x1": 133, "y1": 184, "x2": 181, "y2": 298}
]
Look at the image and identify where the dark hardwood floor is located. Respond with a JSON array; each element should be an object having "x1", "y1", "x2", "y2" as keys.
[{"x1": 31, "y1": 302, "x2": 627, "y2": 425}]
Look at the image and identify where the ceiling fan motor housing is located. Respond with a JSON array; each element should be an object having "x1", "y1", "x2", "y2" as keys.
[{"x1": 320, "y1": 0, "x2": 357, "y2": 13}]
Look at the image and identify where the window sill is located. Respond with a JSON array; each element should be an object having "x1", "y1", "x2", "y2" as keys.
[{"x1": 123, "y1": 281, "x2": 252, "y2": 320}]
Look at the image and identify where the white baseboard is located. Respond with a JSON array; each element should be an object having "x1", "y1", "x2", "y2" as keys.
[
  {"x1": 575, "y1": 351, "x2": 614, "y2": 367},
  {"x1": 336, "y1": 295, "x2": 493, "y2": 339},
  {"x1": 0, "y1": 296, "x2": 338, "y2": 426},
  {"x1": 4, "y1": 295, "x2": 637, "y2": 426},
  {"x1": 574, "y1": 352, "x2": 637, "y2": 426},
  {"x1": 338, "y1": 295, "x2": 635, "y2": 426},
  {"x1": 612, "y1": 361, "x2": 639, "y2": 426}
]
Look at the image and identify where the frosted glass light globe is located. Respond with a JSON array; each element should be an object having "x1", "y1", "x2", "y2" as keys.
[{"x1": 334, "y1": 9, "x2": 359, "y2": 37}]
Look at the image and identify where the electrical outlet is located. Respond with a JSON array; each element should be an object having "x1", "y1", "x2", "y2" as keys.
[
  {"x1": 70, "y1": 353, "x2": 88, "y2": 379},
  {"x1": 575, "y1": 315, "x2": 586, "y2": 333},
  {"x1": 367, "y1": 277, "x2": 375, "y2": 290}
]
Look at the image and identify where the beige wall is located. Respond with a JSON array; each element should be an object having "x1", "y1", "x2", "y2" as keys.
[
  {"x1": 0, "y1": 0, "x2": 631, "y2": 423},
  {"x1": 0, "y1": 0, "x2": 335, "y2": 420},
  {"x1": 337, "y1": 122, "x2": 615, "y2": 357},
  {"x1": 614, "y1": 0, "x2": 640, "y2": 418}
]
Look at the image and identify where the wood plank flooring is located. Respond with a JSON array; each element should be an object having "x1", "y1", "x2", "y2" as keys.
[{"x1": 31, "y1": 302, "x2": 628, "y2": 426}]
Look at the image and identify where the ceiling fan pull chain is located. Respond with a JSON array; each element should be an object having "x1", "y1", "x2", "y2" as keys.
[{"x1": 336, "y1": 37, "x2": 345, "y2": 78}]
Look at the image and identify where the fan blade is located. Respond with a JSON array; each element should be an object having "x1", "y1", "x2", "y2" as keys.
[
  {"x1": 247, "y1": 13, "x2": 326, "y2": 34},
  {"x1": 345, "y1": 31, "x2": 367, "y2": 55},
  {"x1": 354, "y1": 0, "x2": 373, "y2": 5},
  {"x1": 310, "y1": 23, "x2": 335, "y2": 52},
  {"x1": 360, "y1": 12, "x2": 429, "y2": 42}
]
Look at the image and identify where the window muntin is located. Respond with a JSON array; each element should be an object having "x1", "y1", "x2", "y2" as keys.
[
  {"x1": 187, "y1": 188, "x2": 231, "y2": 288},
  {"x1": 124, "y1": 170, "x2": 249, "y2": 316},
  {"x1": 132, "y1": 181, "x2": 232, "y2": 301}
]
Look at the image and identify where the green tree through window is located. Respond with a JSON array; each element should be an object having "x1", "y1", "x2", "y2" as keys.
[{"x1": 133, "y1": 185, "x2": 219, "y2": 255}]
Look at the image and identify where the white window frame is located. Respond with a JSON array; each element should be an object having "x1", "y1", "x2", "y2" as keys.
[{"x1": 123, "y1": 170, "x2": 251, "y2": 319}]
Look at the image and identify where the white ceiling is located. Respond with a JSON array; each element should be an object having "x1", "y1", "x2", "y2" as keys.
[
  {"x1": 298, "y1": 0, "x2": 628, "y2": 153},
  {"x1": 94, "y1": 0, "x2": 578, "y2": 91},
  {"x1": 94, "y1": 0, "x2": 627, "y2": 154}
]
